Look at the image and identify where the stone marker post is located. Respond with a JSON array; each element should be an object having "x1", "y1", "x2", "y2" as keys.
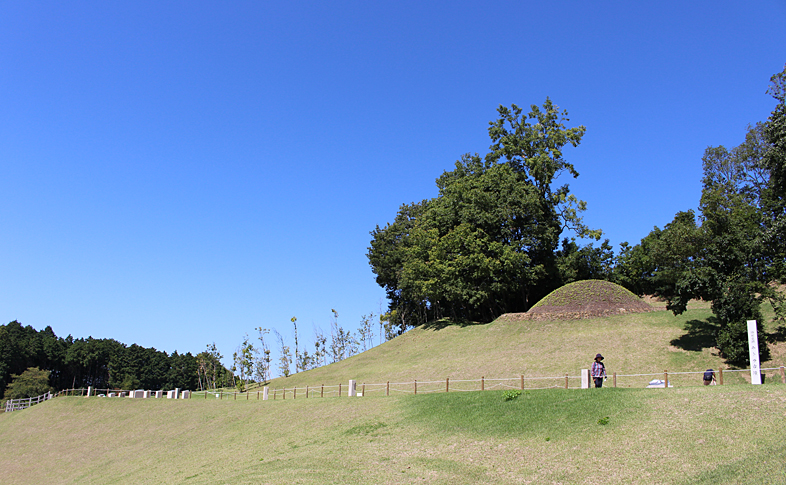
[
  {"x1": 747, "y1": 320, "x2": 762, "y2": 385},
  {"x1": 263, "y1": 386, "x2": 269, "y2": 401},
  {"x1": 581, "y1": 369, "x2": 590, "y2": 389},
  {"x1": 348, "y1": 380, "x2": 357, "y2": 397}
]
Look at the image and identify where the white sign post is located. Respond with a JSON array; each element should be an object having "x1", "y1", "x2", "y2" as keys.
[{"x1": 747, "y1": 320, "x2": 762, "y2": 385}]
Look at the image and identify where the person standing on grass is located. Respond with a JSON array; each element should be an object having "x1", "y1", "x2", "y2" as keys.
[{"x1": 591, "y1": 353, "x2": 606, "y2": 388}]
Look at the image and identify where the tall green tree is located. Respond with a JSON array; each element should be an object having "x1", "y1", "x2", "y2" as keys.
[
  {"x1": 616, "y1": 66, "x2": 786, "y2": 365},
  {"x1": 762, "y1": 64, "x2": 786, "y2": 288},
  {"x1": 368, "y1": 99, "x2": 599, "y2": 327}
]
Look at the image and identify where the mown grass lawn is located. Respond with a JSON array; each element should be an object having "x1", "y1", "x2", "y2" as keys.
[{"x1": 2, "y1": 383, "x2": 785, "y2": 484}]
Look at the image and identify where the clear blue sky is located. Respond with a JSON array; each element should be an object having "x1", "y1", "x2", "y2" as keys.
[{"x1": 2, "y1": 2, "x2": 785, "y2": 370}]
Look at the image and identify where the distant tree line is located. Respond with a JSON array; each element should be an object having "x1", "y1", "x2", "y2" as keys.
[{"x1": 0, "y1": 320, "x2": 228, "y2": 399}]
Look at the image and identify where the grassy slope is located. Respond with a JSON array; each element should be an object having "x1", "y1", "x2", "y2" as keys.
[
  {"x1": 2, "y1": 307, "x2": 786, "y2": 484},
  {"x1": 255, "y1": 304, "x2": 783, "y2": 392}
]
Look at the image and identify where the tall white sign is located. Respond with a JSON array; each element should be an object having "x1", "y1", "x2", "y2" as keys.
[{"x1": 747, "y1": 320, "x2": 762, "y2": 385}]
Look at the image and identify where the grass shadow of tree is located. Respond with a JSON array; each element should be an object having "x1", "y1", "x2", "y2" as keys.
[
  {"x1": 670, "y1": 317, "x2": 720, "y2": 351},
  {"x1": 422, "y1": 318, "x2": 488, "y2": 331},
  {"x1": 767, "y1": 324, "x2": 786, "y2": 343}
]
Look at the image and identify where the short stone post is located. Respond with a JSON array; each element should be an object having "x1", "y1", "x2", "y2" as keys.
[
  {"x1": 581, "y1": 369, "x2": 590, "y2": 389},
  {"x1": 263, "y1": 386, "x2": 269, "y2": 401},
  {"x1": 87, "y1": 386, "x2": 92, "y2": 397}
]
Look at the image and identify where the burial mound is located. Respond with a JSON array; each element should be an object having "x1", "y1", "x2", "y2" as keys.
[{"x1": 498, "y1": 279, "x2": 654, "y2": 322}]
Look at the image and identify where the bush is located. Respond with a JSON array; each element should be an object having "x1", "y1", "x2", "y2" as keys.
[{"x1": 3, "y1": 367, "x2": 53, "y2": 400}]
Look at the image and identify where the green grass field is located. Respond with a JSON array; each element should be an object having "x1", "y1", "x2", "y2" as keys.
[{"x1": 2, "y1": 306, "x2": 785, "y2": 484}]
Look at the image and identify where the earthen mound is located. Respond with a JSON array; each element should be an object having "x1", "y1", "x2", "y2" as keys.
[{"x1": 498, "y1": 279, "x2": 654, "y2": 322}]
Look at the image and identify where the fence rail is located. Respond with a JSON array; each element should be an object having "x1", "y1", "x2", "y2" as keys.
[
  {"x1": 256, "y1": 366, "x2": 786, "y2": 398},
  {"x1": 4, "y1": 392, "x2": 53, "y2": 413},
  {"x1": 20, "y1": 365, "x2": 786, "y2": 410}
]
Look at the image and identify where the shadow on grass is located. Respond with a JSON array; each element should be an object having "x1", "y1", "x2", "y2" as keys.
[
  {"x1": 767, "y1": 324, "x2": 786, "y2": 343},
  {"x1": 422, "y1": 318, "x2": 488, "y2": 330},
  {"x1": 670, "y1": 317, "x2": 720, "y2": 351}
]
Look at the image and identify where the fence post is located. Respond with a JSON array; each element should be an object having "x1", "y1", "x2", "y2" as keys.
[
  {"x1": 246, "y1": 392, "x2": 249, "y2": 400},
  {"x1": 294, "y1": 387, "x2": 297, "y2": 399},
  {"x1": 481, "y1": 376, "x2": 484, "y2": 391},
  {"x1": 613, "y1": 372, "x2": 617, "y2": 388},
  {"x1": 234, "y1": 392, "x2": 237, "y2": 400},
  {"x1": 321, "y1": 384, "x2": 324, "y2": 398},
  {"x1": 664, "y1": 370, "x2": 668, "y2": 389},
  {"x1": 306, "y1": 385, "x2": 309, "y2": 398},
  {"x1": 521, "y1": 375, "x2": 524, "y2": 390},
  {"x1": 283, "y1": 389, "x2": 286, "y2": 400},
  {"x1": 362, "y1": 383, "x2": 365, "y2": 396},
  {"x1": 719, "y1": 368, "x2": 724, "y2": 386},
  {"x1": 780, "y1": 366, "x2": 785, "y2": 384},
  {"x1": 386, "y1": 381, "x2": 389, "y2": 396},
  {"x1": 339, "y1": 383, "x2": 341, "y2": 397},
  {"x1": 565, "y1": 373, "x2": 568, "y2": 389},
  {"x1": 274, "y1": 389, "x2": 277, "y2": 400},
  {"x1": 446, "y1": 377, "x2": 449, "y2": 392}
]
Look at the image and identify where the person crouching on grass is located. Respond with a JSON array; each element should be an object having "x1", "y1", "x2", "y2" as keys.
[{"x1": 592, "y1": 353, "x2": 606, "y2": 388}]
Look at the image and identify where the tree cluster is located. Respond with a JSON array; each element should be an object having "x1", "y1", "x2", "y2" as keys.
[
  {"x1": 614, "y1": 65, "x2": 786, "y2": 365},
  {"x1": 0, "y1": 320, "x2": 205, "y2": 398},
  {"x1": 368, "y1": 99, "x2": 601, "y2": 330}
]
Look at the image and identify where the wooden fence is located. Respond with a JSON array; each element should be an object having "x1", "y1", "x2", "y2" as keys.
[
  {"x1": 20, "y1": 365, "x2": 786, "y2": 409},
  {"x1": 4, "y1": 392, "x2": 53, "y2": 413}
]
